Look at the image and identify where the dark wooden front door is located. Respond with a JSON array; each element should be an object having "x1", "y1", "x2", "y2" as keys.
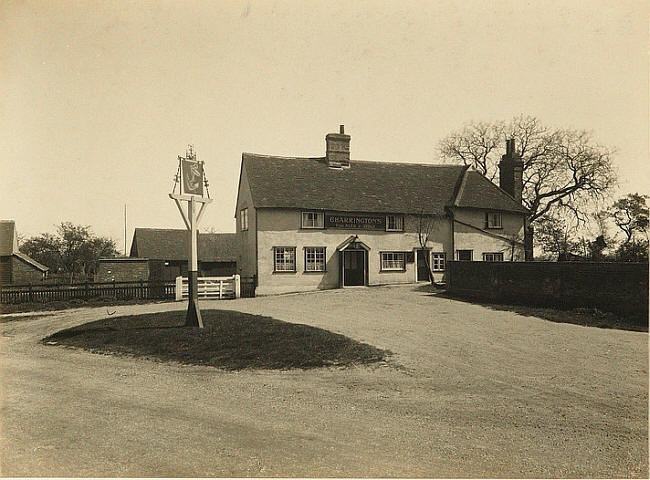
[
  {"x1": 343, "y1": 250, "x2": 365, "y2": 286},
  {"x1": 417, "y1": 249, "x2": 430, "y2": 282}
]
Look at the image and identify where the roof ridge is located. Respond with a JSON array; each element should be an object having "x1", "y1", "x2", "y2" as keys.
[{"x1": 244, "y1": 153, "x2": 466, "y2": 169}]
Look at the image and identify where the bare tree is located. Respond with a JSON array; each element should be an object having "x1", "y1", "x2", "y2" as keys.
[
  {"x1": 417, "y1": 211, "x2": 441, "y2": 285},
  {"x1": 608, "y1": 193, "x2": 649, "y2": 244},
  {"x1": 439, "y1": 115, "x2": 617, "y2": 259}
]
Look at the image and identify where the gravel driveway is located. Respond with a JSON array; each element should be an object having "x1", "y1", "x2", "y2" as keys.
[{"x1": 1, "y1": 285, "x2": 647, "y2": 477}]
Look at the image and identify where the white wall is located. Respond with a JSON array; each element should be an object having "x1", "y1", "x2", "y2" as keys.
[
  {"x1": 255, "y1": 209, "x2": 451, "y2": 295},
  {"x1": 452, "y1": 208, "x2": 525, "y2": 261}
]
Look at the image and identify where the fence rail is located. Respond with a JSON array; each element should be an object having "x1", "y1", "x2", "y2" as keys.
[
  {"x1": 0, "y1": 280, "x2": 175, "y2": 304},
  {"x1": 173, "y1": 275, "x2": 256, "y2": 300}
]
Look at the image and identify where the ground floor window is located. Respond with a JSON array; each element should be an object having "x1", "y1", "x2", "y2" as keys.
[
  {"x1": 456, "y1": 250, "x2": 473, "y2": 261},
  {"x1": 482, "y1": 252, "x2": 504, "y2": 262},
  {"x1": 273, "y1": 247, "x2": 296, "y2": 272},
  {"x1": 431, "y1": 252, "x2": 445, "y2": 271},
  {"x1": 304, "y1": 247, "x2": 326, "y2": 272},
  {"x1": 380, "y1": 252, "x2": 406, "y2": 271}
]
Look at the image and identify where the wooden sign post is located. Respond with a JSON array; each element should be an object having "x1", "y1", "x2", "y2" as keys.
[{"x1": 169, "y1": 146, "x2": 212, "y2": 328}]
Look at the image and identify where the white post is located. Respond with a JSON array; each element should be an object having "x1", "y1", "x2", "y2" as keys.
[
  {"x1": 234, "y1": 274, "x2": 241, "y2": 298},
  {"x1": 175, "y1": 276, "x2": 182, "y2": 301},
  {"x1": 219, "y1": 280, "x2": 223, "y2": 299}
]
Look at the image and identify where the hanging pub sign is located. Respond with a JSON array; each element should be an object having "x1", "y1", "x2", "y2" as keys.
[
  {"x1": 180, "y1": 158, "x2": 205, "y2": 197},
  {"x1": 325, "y1": 212, "x2": 386, "y2": 230}
]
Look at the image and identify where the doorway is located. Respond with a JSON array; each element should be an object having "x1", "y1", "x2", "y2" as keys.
[
  {"x1": 342, "y1": 250, "x2": 366, "y2": 286},
  {"x1": 416, "y1": 249, "x2": 430, "y2": 282}
]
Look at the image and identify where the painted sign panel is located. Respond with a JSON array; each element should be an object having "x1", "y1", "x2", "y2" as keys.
[
  {"x1": 181, "y1": 159, "x2": 204, "y2": 197},
  {"x1": 325, "y1": 212, "x2": 386, "y2": 230}
]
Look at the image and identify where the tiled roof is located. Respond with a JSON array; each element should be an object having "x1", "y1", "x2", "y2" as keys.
[
  {"x1": 130, "y1": 229, "x2": 237, "y2": 262},
  {"x1": 242, "y1": 154, "x2": 528, "y2": 215},
  {"x1": 454, "y1": 170, "x2": 529, "y2": 213}
]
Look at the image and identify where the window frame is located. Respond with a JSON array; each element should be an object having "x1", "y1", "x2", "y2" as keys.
[
  {"x1": 385, "y1": 215, "x2": 404, "y2": 232},
  {"x1": 301, "y1": 211, "x2": 325, "y2": 229},
  {"x1": 485, "y1": 211, "x2": 503, "y2": 229},
  {"x1": 304, "y1": 246, "x2": 326, "y2": 272},
  {"x1": 273, "y1": 246, "x2": 297, "y2": 273},
  {"x1": 482, "y1": 252, "x2": 504, "y2": 262},
  {"x1": 456, "y1": 249, "x2": 473, "y2": 261},
  {"x1": 380, "y1": 251, "x2": 407, "y2": 272},
  {"x1": 431, "y1": 252, "x2": 446, "y2": 272},
  {"x1": 240, "y1": 208, "x2": 248, "y2": 231}
]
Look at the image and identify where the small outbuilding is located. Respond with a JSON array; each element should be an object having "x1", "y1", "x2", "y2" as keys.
[
  {"x1": 97, "y1": 228, "x2": 238, "y2": 282},
  {"x1": 0, "y1": 220, "x2": 49, "y2": 285}
]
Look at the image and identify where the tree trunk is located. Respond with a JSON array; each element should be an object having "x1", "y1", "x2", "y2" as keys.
[
  {"x1": 524, "y1": 223, "x2": 534, "y2": 261},
  {"x1": 422, "y1": 254, "x2": 435, "y2": 285}
]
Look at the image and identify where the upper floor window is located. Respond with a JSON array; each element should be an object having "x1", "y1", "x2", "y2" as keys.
[
  {"x1": 456, "y1": 249, "x2": 473, "y2": 261},
  {"x1": 273, "y1": 247, "x2": 296, "y2": 272},
  {"x1": 485, "y1": 212, "x2": 502, "y2": 229},
  {"x1": 483, "y1": 252, "x2": 504, "y2": 262},
  {"x1": 240, "y1": 208, "x2": 248, "y2": 231},
  {"x1": 431, "y1": 252, "x2": 445, "y2": 272},
  {"x1": 302, "y1": 211, "x2": 324, "y2": 229},
  {"x1": 386, "y1": 215, "x2": 404, "y2": 232},
  {"x1": 380, "y1": 252, "x2": 406, "y2": 271},
  {"x1": 304, "y1": 247, "x2": 326, "y2": 272}
]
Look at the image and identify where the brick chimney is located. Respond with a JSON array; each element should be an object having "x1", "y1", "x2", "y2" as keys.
[
  {"x1": 499, "y1": 138, "x2": 524, "y2": 203},
  {"x1": 325, "y1": 125, "x2": 350, "y2": 168}
]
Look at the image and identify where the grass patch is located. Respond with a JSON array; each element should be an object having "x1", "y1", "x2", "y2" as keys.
[
  {"x1": 1, "y1": 297, "x2": 169, "y2": 315},
  {"x1": 42, "y1": 309, "x2": 391, "y2": 370},
  {"x1": 1, "y1": 313, "x2": 54, "y2": 324}
]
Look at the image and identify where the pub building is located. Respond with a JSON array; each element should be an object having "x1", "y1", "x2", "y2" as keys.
[{"x1": 235, "y1": 126, "x2": 528, "y2": 296}]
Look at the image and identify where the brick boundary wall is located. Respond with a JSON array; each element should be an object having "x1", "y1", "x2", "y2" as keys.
[{"x1": 446, "y1": 261, "x2": 649, "y2": 321}]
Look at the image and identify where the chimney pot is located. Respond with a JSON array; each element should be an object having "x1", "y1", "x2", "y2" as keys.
[{"x1": 340, "y1": 125, "x2": 345, "y2": 134}]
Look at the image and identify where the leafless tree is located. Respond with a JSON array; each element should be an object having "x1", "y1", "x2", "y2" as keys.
[
  {"x1": 417, "y1": 210, "x2": 441, "y2": 284},
  {"x1": 439, "y1": 115, "x2": 617, "y2": 259}
]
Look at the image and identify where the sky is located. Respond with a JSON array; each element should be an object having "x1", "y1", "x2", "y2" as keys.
[{"x1": 1, "y1": 0, "x2": 647, "y2": 253}]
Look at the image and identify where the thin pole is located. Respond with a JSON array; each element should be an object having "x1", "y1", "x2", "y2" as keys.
[{"x1": 124, "y1": 204, "x2": 127, "y2": 256}]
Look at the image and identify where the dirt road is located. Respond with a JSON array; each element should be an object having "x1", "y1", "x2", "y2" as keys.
[{"x1": 1, "y1": 285, "x2": 647, "y2": 477}]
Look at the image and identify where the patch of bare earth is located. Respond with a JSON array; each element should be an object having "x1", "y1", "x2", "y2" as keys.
[{"x1": 1, "y1": 285, "x2": 647, "y2": 477}]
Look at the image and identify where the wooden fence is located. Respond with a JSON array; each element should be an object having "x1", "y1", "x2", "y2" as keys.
[
  {"x1": 1, "y1": 275, "x2": 256, "y2": 305},
  {"x1": 0, "y1": 280, "x2": 175, "y2": 304}
]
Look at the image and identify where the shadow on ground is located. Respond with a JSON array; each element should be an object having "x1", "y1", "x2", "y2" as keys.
[
  {"x1": 422, "y1": 287, "x2": 647, "y2": 332},
  {"x1": 42, "y1": 310, "x2": 391, "y2": 370}
]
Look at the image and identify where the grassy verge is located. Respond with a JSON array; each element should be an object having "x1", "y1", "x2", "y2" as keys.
[
  {"x1": 42, "y1": 309, "x2": 391, "y2": 370},
  {"x1": 1, "y1": 297, "x2": 170, "y2": 315},
  {"x1": 433, "y1": 291, "x2": 647, "y2": 332}
]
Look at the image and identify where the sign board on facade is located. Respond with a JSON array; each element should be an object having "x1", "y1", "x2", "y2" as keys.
[
  {"x1": 180, "y1": 159, "x2": 204, "y2": 197},
  {"x1": 325, "y1": 212, "x2": 386, "y2": 230}
]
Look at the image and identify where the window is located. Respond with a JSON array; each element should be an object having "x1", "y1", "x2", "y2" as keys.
[
  {"x1": 431, "y1": 252, "x2": 445, "y2": 272},
  {"x1": 381, "y1": 252, "x2": 406, "y2": 271},
  {"x1": 240, "y1": 208, "x2": 248, "y2": 231},
  {"x1": 273, "y1": 247, "x2": 296, "y2": 272},
  {"x1": 483, "y1": 252, "x2": 504, "y2": 262},
  {"x1": 456, "y1": 250, "x2": 473, "y2": 261},
  {"x1": 304, "y1": 247, "x2": 326, "y2": 272},
  {"x1": 386, "y1": 215, "x2": 404, "y2": 232},
  {"x1": 301, "y1": 211, "x2": 324, "y2": 229},
  {"x1": 485, "y1": 212, "x2": 502, "y2": 229}
]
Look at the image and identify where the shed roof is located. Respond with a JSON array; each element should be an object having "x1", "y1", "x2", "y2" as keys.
[{"x1": 130, "y1": 229, "x2": 238, "y2": 262}]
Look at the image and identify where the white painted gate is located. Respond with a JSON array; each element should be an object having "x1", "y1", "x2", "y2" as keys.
[{"x1": 175, "y1": 275, "x2": 241, "y2": 301}]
